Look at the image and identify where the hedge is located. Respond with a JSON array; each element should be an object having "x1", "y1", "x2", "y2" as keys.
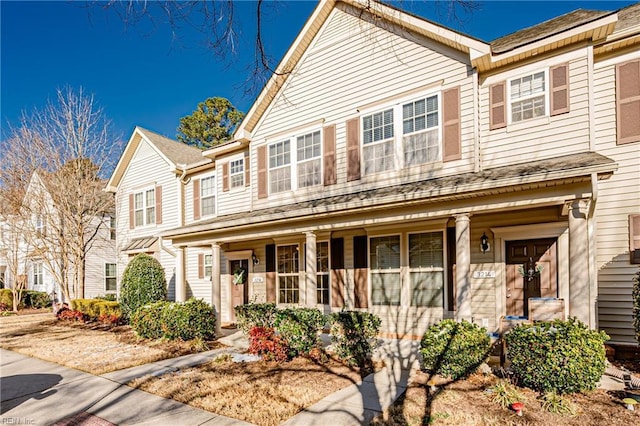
[
  {"x1": 71, "y1": 299, "x2": 121, "y2": 319},
  {"x1": 131, "y1": 298, "x2": 216, "y2": 341}
]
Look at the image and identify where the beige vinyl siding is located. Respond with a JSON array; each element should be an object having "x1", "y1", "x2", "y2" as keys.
[
  {"x1": 593, "y1": 55, "x2": 640, "y2": 345},
  {"x1": 185, "y1": 247, "x2": 212, "y2": 304},
  {"x1": 480, "y1": 54, "x2": 591, "y2": 169},
  {"x1": 83, "y1": 217, "x2": 117, "y2": 298},
  {"x1": 251, "y1": 6, "x2": 476, "y2": 209},
  {"x1": 216, "y1": 156, "x2": 252, "y2": 217}
]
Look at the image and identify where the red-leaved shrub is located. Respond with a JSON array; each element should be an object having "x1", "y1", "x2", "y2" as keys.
[
  {"x1": 99, "y1": 313, "x2": 124, "y2": 326},
  {"x1": 56, "y1": 308, "x2": 88, "y2": 322},
  {"x1": 248, "y1": 326, "x2": 290, "y2": 362}
]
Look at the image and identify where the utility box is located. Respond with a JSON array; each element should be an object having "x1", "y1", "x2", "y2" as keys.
[{"x1": 528, "y1": 298, "x2": 565, "y2": 321}]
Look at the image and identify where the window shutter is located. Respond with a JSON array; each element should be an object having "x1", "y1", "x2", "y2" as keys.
[
  {"x1": 630, "y1": 214, "x2": 640, "y2": 264},
  {"x1": 550, "y1": 63, "x2": 570, "y2": 116},
  {"x1": 155, "y1": 185, "x2": 162, "y2": 225},
  {"x1": 330, "y1": 237, "x2": 345, "y2": 308},
  {"x1": 193, "y1": 179, "x2": 201, "y2": 220},
  {"x1": 616, "y1": 59, "x2": 640, "y2": 145},
  {"x1": 346, "y1": 118, "x2": 361, "y2": 181},
  {"x1": 489, "y1": 82, "x2": 507, "y2": 130},
  {"x1": 323, "y1": 124, "x2": 337, "y2": 186},
  {"x1": 198, "y1": 253, "x2": 204, "y2": 279},
  {"x1": 443, "y1": 86, "x2": 461, "y2": 162},
  {"x1": 128, "y1": 193, "x2": 134, "y2": 229},
  {"x1": 266, "y1": 244, "x2": 276, "y2": 302},
  {"x1": 244, "y1": 151, "x2": 250, "y2": 187},
  {"x1": 222, "y1": 163, "x2": 229, "y2": 192},
  {"x1": 257, "y1": 145, "x2": 268, "y2": 199},
  {"x1": 353, "y1": 235, "x2": 368, "y2": 308}
]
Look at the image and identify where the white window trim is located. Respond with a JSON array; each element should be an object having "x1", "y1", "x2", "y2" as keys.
[
  {"x1": 133, "y1": 186, "x2": 156, "y2": 228},
  {"x1": 229, "y1": 156, "x2": 245, "y2": 190},
  {"x1": 316, "y1": 240, "x2": 330, "y2": 306},
  {"x1": 32, "y1": 262, "x2": 44, "y2": 287},
  {"x1": 204, "y1": 254, "x2": 213, "y2": 278},
  {"x1": 276, "y1": 243, "x2": 301, "y2": 304},
  {"x1": 109, "y1": 216, "x2": 116, "y2": 241},
  {"x1": 199, "y1": 174, "x2": 217, "y2": 218},
  {"x1": 407, "y1": 230, "x2": 445, "y2": 308},
  {"x1": 506, "y1": 68, "x2": 550, "y2": 125},
  {"x1": 104, "y1": 262, "x2": 117, "y2": 293},
  {"x1": 369, "y1": 233, "x2": 402, "y2": 307},
  {"x1": 360, "y1": 88, "x2": 443, "y2": 177}
]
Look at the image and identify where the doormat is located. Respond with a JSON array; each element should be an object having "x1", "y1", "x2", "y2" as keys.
[{"x1": 52, "y1": 412, "x2": 115, "y2": 426}]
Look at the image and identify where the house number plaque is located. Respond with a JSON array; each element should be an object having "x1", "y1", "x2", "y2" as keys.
[{"x1": 472, "y1": 270, "x2": 496, "y2": 279}]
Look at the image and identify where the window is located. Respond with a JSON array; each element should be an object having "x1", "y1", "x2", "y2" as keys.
[
  {"x1": 105, "y1": 263, "x2": 117, "y2": 292},
  {"x1": 363, "y1": 109, "x2": 395, "y2": 174},
  {"x1": 230, "y1": 159, "x2": 244, "y2": 189},
  {"x1": 510, "y1": 71, "x2": 546, "y2": 123},
  {"x1": 269, "y1": 140, "x2": 291, "y2": 194},
  {"x1": 109, "y1": 216, "x2": 116, "y2": 240},
  {"x1": 35, "y1": 215, "x2": 45, "y2": 236},
  {"x1": 277, "y1": 245, "x2": 299, "y2": 303},
  {"x1": 134, "y1": 188, "x2": 155, "y2": 227},
  {"x1": 200, "y1": 176, "x2": 216, "y2": 217},
  {"x1": 403, "y1": 95, "x2": 440, "y2": 165},
  {"x1": 32, "y1": 262, "x2": 43, "y2": 287},
  {"x1": 370, "y1": 236, "x2": 401, "y2": 306},
  {"x1": 297, "y1": 131, "x2": 321, "y2": 188},
  {"x1": 316, "y1": 241, "x2": 330, "y2": 305},
  {"x1": 409, "y1": 232, "x2": 444, "y2": 307},
  {"x1": 204, "y1": 254, "x2": 213, "y2": 277}
]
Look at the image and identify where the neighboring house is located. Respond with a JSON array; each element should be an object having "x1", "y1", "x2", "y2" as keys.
[
  {"x1": 0, "y1": 171, "x2": 116, "y2": 301},
  {"x1": 105, "y1": 127, "x2": 212, "y2": 300},
  {"x1": 111, "y1": 0, "x2": 639, "y2": 347}
]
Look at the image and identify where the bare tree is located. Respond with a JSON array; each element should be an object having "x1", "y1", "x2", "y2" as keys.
[
  {"x1": 0, "y1": 204, "x2": 32, "y2": 312},
  {"x1": 0, "y1": 87, "x2": 120, "y2": 303}
]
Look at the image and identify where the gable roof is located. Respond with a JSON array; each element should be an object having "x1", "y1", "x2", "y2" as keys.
[{"x1": 105, "y1": 126, "x2": 210, "y2": 192}]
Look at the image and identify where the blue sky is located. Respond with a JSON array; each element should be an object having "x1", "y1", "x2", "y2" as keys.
[{"x1": 2, "y1": 1, "x2": 637, "y2": 145}]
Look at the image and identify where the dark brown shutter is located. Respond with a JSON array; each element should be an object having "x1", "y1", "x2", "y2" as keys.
[
  {"x1": 443, "y1": 86, "x2": 461, "y2": 162},
  {"x1": 630, "y1": 214, "x2": 640, "y2": 264},
  {"x1": 193, "y1": 179, "x2": 201, "y2": 220},
  {"x1": 330, "y1": 238, "x2": 345, "y2": 308},
  {"x1": 222, "y1": 163, "x2": 229, "y2": 192},
  {"x1": 353, "y1": 235, "x2": 368, "y2": 308},
  {"x1": 244, "y1": 151, "x2": 250, "y2": 187},
  {"x1": 198, "y1": 253, "x2": 204, "y2": 279},
  {"x1": 550, "y1": 63, "x2": 570, "y2": 116},
  {"x1": 323, "y1": 125, "x2": 337, "y2": 186},
  {"x1": 346, "y1": 118, "x2": 361, "y2": 181},
  {"x1": 257, "y1": 145, "x2": 268, "y2": 198},
  {"x1": 155, "y1": 185, "x2": 162, "y2": 225},
  {"x1": 489, "y1": 82, "x2": 507, "y2": 130},
  {"x1": 616, "y1": 59, "x2": 640, "y2": 145},
  {"x1": 266, "y1": 244, "x2": 276, "y2": 302},
  {"x1": 128, "y1": 193, "x2": 134, "y2": 229}
]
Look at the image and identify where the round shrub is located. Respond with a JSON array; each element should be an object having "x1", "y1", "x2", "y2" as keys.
[
  {"x1": 120, "y1": 254, "x2": 167, "y2": 318},
  {"x1": 162, "y1": 298, "x2": 217, "y2": 341},
  {"x1": 274, "y1": 307, "x2": 326, "y2": 357},
  {"x1": 131, "y1": 301, "x2": 168, "y2": 339},
  {"x1": 420, "y1": 319, "x2": 491, "y2": 380},
  {"x1": 329, "y1": 310, "x2": 381, "y2": 368},
  {"x1": 505, "y1": 317, "x2": 609, "y2": 394}
]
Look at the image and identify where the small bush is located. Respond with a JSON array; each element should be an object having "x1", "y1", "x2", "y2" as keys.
[
  {"x1": 57, "y1": 308, "x2": 88, "y2": 322},
  {"x1": 71, "y1": 299, "x2": 121, "y2": 320},
  {"x1": 131, "y1": 298, "x2": 216, "y2": 341},
  {"x1": 419, "y1": 319, "x2": 491, "y2": 380},
  {"x1": 0, "y1": 289, "x2": 12, "y2": 307},
  {"x1": 120, "y1": 254, "x2": 167, "y2": 318},
  {"x1": 131, "y1": 301, "x2": 168, "y2": 339},
  {"x1": 329, "y1": 310, "x2": 381, "y2": 368},
  {"x1": 234, "y1": 303, "x2": 277, "y2": 333},
  {"x1": 540, "y1": 391, "x2": 578, "y2": 415},
  {"x1": 505, "y1": 317, "x2": 609, "y2": 394},
  {"x1": 489, "y1": 380, "x2": 524, "y2": 409},
  {"x1": 248, "y1": 326, "x2": 289, "y2": 362},
  {"x1": 274, "y1": 307, "x2": 325, "y2": 357},
  {"x1": 23, "y1": 290, "x2": 51, "y2": 308},
  {"x1": 633, "y1": 270, "x2": 640, "y2": 344},
  {"x1": 98, "y1": 313, "x2": 124, "y2": 326}
]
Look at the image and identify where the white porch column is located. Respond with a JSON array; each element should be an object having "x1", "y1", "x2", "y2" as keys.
[
  {"x1": 211, "y1": 243, "x2": 223, "y2": 336},
  {"x1": 568, "y1": 199, "x2": 591, "y2": 326},
  {"x1": 305, "y1": 232, "x2": 317, "y2": 306},
  {"x1": 175, "y1": 247, "x2": 186, "y2": 302},
  {"x1": 455, "y1": 213, "x2": 472, "y2": 321}
]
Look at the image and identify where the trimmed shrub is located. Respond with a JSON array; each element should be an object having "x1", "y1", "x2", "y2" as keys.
[
  {"x1": 420, "y1": 319, "x2": 491, "y2": 380},
  {"x1": 248, "y1": 326, "x2": 289, "y2": 362},
  {"x1": 329, "y1": 310, "x2": 381, "y2": 368},
  {"x1": 274, "y1": 307, "x2": 326, "y2": 357},
  {"x1": 131, "y1": 298, "x2": 216, "y2": 341},
  {"x1": 634, "y1": 270, "x2": 640, "y2": 344},
  {"x1": 234, "y1": 303, "x2": 277, "y2": 333},
  {"x1": 56, "y1": 308, "x2": 88, "y2": 322},
  {"x1": 131, "y1": 301, "x2": 168, "y2": 339},
  {"x1": 505, "y1": 317, "x2": 609, "y2": 394},
  {"x1": 71, "y1": 299, "x2": 121, "y2": 320},
  {"x1": 120, "y1": 254, "x2": 167, "y2": 318},
  {"x1": 0, "y1": 289, "x2": 14, "y2": 307},
  {"x1": 95, "y1": 294, "x2": 117, "y2": 302},
  {"x1": 23, "y1": 290, "x2": 51, "y2": 308}
]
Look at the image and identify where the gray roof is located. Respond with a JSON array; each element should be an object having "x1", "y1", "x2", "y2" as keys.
[
  {"x1": 137, "y1": 127, "x2": 206, "y2": 167},
  {"x1": 491, "y1": 9, "x2": 613, "y2": 54},
  {"x1": 615, "y1": 2, "x2": 640, "y2": 32}
]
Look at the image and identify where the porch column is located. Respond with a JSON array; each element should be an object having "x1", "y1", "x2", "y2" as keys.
[
  {"x1": 211, "y1": 243, "x2": 223, "y2": 336},
  {"x1": 175, "y1": 247, "x2": 186, "y2": 302},
  {"x1": 455, "y1": 213, "x2": 472, "y2": 321},
  {"x1": 305, "y1": 232, "x2": 317, "y2": 306},
  {"x1": 568, "y1": 199, "x2": 591, "y2": 326}
]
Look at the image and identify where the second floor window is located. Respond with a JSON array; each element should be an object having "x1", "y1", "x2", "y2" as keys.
[
  {"x1": 134, "y1": 188, "x2": 155, "y2": 227},
  {"x1": 510, "y1": 71, "x2": 546, "y2": 123},
  {"x1": 363, "y1": 109, "x2": 395, "y2": 174},
  {"x1": 201, "y1": 176, "x2": 216, "y2": 217},
  {"x1": 269, "y1": 140, "x2": 292, "y2": 193},
  {"x1": 109, "y1": 216, "x2": 116, "y2": 240},
  {"x1": 34, "y1": 215, "x2": 45, "y2": 236},
  {"x1": 297, "y1": 131, "x2": 321, "y2": 188},
  {"x1": 230, "y1": 159, "x2": 244, "y2": 189},
  {"x1": 403, "y1": 95, "x2": 440, "y2": 166}
]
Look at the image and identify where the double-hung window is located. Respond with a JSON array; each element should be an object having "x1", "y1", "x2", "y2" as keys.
[
  {"x1": 403, "y1": 95, "x2": 440, "y2": 165},
  {"x1": 32, "y1": 262, "x2": 43, "y2": 287},
  {"x1": 269, "y1": 140, "x2": 291, "y2": 194},
  {"x1": 316, "y1": 241, "x2": 330, "y2": 305},
  {"x1": 134, "y1": 188, "x2": 155, "y2": 227},
  {"x1": 35, "y1": 215, "x2": 45, "y2": 236},
  {"x1": 277, "y1": 245, "x2": 299, "y2": 304},
  {"x1": 363, "y1": 109, "x2": 395, "y2": 174},
  {"x1": 200, "y1": 176, "x2": 216, "y2": 217},
  {"x1": 297, "y1": 131, "x2": 321, "y2": 188},
  {"x1": 109, "y1": 216, "x2": 116, "y2": 240},
  {"x1": 229, "y1": 159, "x2": 244, "y2": 189},
  {"x1": 204, "y1": 254, "x2": 213, "y2": 278},
  {"x1": 510, "y1": 71, "x2": 546, "y2": 123},
  {"x1": 370, "y1": 236, "x2": 401, "y2": 306},
  {"x1": 268, "y1": 130, "x2": 322, "y2": 194},
  {"x1": 105, "y1": 263, "x2": 117, "y2": 292},
  {"x1": 409, "y1": 232, "x2": 444, "y2": 307}
]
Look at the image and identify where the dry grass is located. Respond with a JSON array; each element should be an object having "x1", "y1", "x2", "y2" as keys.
[{"x1": 129, "y1": 356, "x2": 363, "y2": 426}]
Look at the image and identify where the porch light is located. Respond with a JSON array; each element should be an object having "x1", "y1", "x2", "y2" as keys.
[
  {"x1": 480, "y1": 232, "x2": 490, "y2": 253},
  {"x1": 252, "y1": 254, "x2": 259, "y2": 265}
]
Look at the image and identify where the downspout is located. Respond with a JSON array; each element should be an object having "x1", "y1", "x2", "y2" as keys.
[
  {"x1": 473, "y1": 69, "x2": 481, "y2": 172},
  {"x1": 589, "y1": 172, "x2": 598, "y2": 329}
]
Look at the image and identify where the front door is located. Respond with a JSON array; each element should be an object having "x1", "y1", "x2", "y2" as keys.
[
  {"x1": 229, "y1": 259, "x2": 249, "y2": 323},
  {"x1": 505, "y1": 238, "x2": 557, "y2": 317}
]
